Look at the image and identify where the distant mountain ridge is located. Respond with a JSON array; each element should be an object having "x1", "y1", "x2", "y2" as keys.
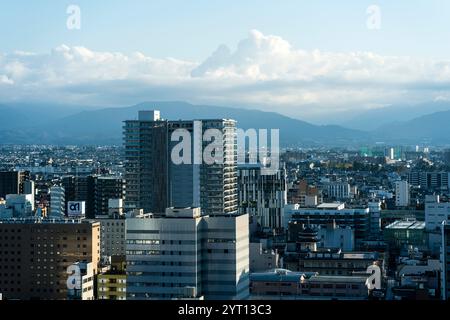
[
  {"x1": 341, "y1": 101, "x2": 450, "y2": 131},
  {"x1": 372, "y1": 109, "x2": 450, "y2": 144},
  {"x1": 0, "y1": 101, "x2": 367, "y2": 146},
  {"x1": 2, "y1": 101, "x2": 450, "y2": 146}
]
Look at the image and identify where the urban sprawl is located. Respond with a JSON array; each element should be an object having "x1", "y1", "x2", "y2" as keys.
[{"x1": 1, "y1": 110, "x2": 450, "y2": 301}]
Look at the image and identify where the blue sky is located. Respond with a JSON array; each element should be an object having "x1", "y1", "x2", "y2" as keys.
[
  {"x1": 1, "y1": 1, "x2": 449, "y2": 60},
  {"x1": 1, "y1": 1, "x2": 450, "y2": 123}
]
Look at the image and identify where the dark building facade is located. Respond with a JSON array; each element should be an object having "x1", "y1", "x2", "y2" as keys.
[
  {"x1": 62, "y1": 175, "x2": 124, "y2": 218},
  {"x1": 0, "y1": 171, "x2": 29, "y2": 199},
  {"x1": 61, "y1": 175, "x2": 95, "y2": 217},
  {"x1": 0, "y1": 219, "x2": 100, "y2": 300},
  {"x1": 93, "y1": 176, "x2": 125, "y2": 217},
  {"x1": 123, "y1": 111, "x2": 169, "y2": 213}
]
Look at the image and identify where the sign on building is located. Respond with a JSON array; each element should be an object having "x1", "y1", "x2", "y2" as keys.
[{"x1": 67, "y1": 201, "x2": 86, "y2": 217}]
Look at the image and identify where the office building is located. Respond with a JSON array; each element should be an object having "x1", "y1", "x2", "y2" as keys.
[
  {"x1": 90, "y1": 199, "x2": 126, "y2": 259},
  {"x1": 201, "y1": 213, "x2": 249, "y2": 299},
  {"x1": 62, "y1": 175, "x2": 125, "y2": 218},
  {"x1": 0, "y1": 218, "x2": 100, "y2": 300},
  {"x1": 93, "y1": 176, "x2": 125, "y2": 217},
  {"x1": 395, "y1": 180, "x2": 410, "y2": 207},
  {"x1": 300, "y1": 274, "x2": 370, "y2": 300},
  {"x1": 126, "y1": 207, "x2": 204, "y2": 300},
  {"x1": 237, "y1": 163, "x2": 287, "y2": 230},
  {"x1": 425, "y1": 195, "x2": 450, "y2": 231},
  {"x1": 408, "y1": 171, "x2": 449, "y2": 190},
  {"x1": 62, "y1": 175, "x2": 95, "y2": 217},
  {"x1": 126, "y1": 208, "x2": 249, "y2": 300},
  {"x1": 425, "y1": 195, "x2": 450, "y2": 254},
  {"x1": 368, "y1": 201, "x2": 382, "y2": 237},
  {"x1": 94, "y1": 216, "x2": 126, "y2": 258}
]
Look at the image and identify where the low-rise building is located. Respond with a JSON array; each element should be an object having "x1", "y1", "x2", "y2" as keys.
[
  {"x1": 285, "y1": 203, "x2": 371, "y2": 241},
  {"x1": 393, "y1": 258, "x2": 440, "y2": 300},
  {"x1": 250, "y1": 268, "x2": 371, "y2": 300},
  {"x1": 284, "y1": 249, "x2": 383, "y2": 277},
  {"x1": 249, "y1": 241, "x2": 279, "y2": 272},
  {"x1": 384, "y1": 219, "x2": 427, "y2": 251},
  {"x1": 97, "y1": 256, "x2": 127, "y2": 300},
  {"x1": 301, "y1": 274, "x2": 369, "y2": 299}
]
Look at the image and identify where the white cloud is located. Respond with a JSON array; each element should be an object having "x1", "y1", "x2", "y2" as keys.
[{"x1": 1, "y1": 30, "x2": 450, "y2": 121}]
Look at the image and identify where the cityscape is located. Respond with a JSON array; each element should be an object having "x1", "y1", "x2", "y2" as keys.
[
  {"x1": 1, "y1": 114, "x2": 450, "y2": 301},
  {"x1": 1, "y1": 1, "x2": 450, "y2": 311}
]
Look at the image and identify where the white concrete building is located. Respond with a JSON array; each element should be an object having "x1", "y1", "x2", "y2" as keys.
[
  {"x1": 202, "y1": 213, "x2": 249, "y2": 300},
  {"x1": 325, "y1": 183, "x2": 352, "y2": 200},
  {"x1": 395, "y1": 180, "x2": 410, "y2": 207},
  {"x1": 126, "y1": 207, "x2": 249, "y2": 300},
  {"x1": 50, "y1": 186, "x2": 65, "y2": 218},
  {"x1": 317, "y1": 221, "x2": 355, "y2": 251},
  {"x1": 0, "y1": 194, "x2": 34, "y2": 218},
  {"x1": 425, "y1": 195, "x2": 450, "y2": 231},
  {"x1": 425, "y1": 195, "x2": 450, "y2": 254}
]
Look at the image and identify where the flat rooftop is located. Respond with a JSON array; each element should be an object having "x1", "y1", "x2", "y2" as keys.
[
  {"x1": 250, "y1": 269, "x2": 317, "y2": 282},
  {"x1": 385, "y1": 220, "x2": 425, "y2": 230},
  {"x1": 0, "y1": 217, "x2": 89, "y2": 224},
  {"x1": 316, "y1": 203, "x2": 345, "y2": 210},
  {"x1": 307, "y1": 275, "x2": 368, "y2": 283}
]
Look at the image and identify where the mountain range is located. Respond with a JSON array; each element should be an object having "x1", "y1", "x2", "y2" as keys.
[{"x1": 1, "y1": 101, "x2": 450, "y2": 146}]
